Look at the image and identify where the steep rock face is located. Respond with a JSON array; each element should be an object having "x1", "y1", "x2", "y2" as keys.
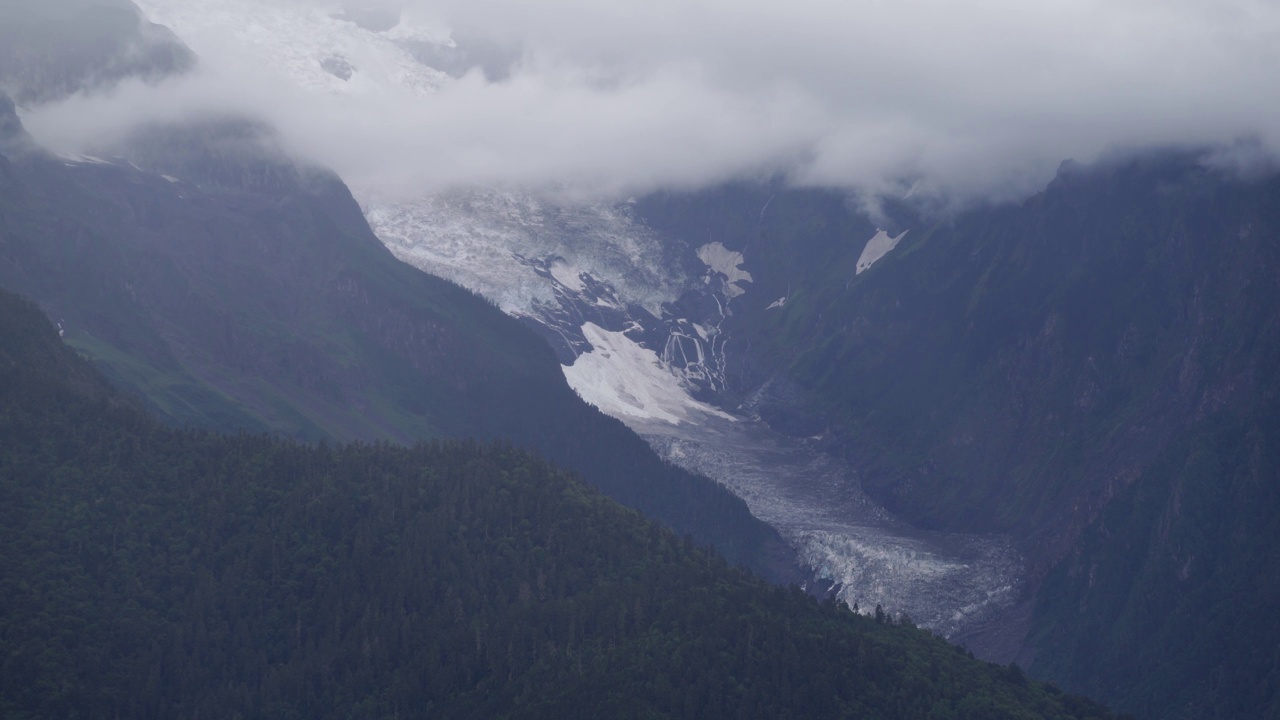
[
  {"x1": 638, "y1": 159, "x2": 1276, "y2": 555},
  {"x1": 756, "y1": 155, "x2": 1278, "y2": 567},
  {"x1": 0, "y1": 111, "x2": 789, "y2": 578},
  {"x1": 633, "y1": 158, "x2": 1280, "y2": 719},
  {"x1": 0, "y1": 95, "x2": 32, "y2": 154},
  {"x1": 631, "y1": 183, "x2": 889, "y2": 407},
  {"x1": 1031, "y1": 399, "x2": 1280, "y2": 720},
  {"x1": 1022, "y1": 163, "x2": 1280, "y2": 720}
]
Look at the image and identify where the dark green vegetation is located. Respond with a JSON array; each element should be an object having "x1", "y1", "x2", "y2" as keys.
[
  {"x1": 635, "y1": 156, "x2": 1280, "y2": 719},
  {"x1": 0, "y1": 286, "x2": 1123, "y2": 719},
  {"x1": 1032, "y1": 400, "x2": 1280, "y2": 719},
  {"x1": 0, "y1": 102, "x2": 785, "y2": 577}
]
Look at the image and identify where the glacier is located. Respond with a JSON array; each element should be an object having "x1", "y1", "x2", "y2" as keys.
[{"x1": 128, "y1": 0, "x2": 1023, "y2": 639}]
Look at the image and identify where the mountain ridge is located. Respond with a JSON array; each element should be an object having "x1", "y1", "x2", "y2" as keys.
[
  {"x1": 627, "y1": 153, "x2": 1280, "y2": 719},
  {"x1": 0, "y1": 96, "x2": 792, "y2": 579},
  {"x1": 0, "y1": 282, "x2": 1126, "y2": 720}
]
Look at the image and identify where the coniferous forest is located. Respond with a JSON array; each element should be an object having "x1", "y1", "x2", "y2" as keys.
[{"x1": 0, "y1": 289, "x2": 1125, "y2": 718}]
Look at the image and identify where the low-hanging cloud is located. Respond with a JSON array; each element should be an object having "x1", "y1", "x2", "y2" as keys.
[{"x1": 21, "y1": 0, "x2": 1280, "y2": 206}]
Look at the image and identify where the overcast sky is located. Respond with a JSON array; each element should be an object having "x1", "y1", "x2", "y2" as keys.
[{"x1": 22, "y1": 0, "x2": 1280, "y2": 206}]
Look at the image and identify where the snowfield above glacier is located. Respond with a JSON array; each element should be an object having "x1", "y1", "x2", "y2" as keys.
[
  {"x1": 134, "y1": 0, "x2": 449, "y2": 96},
  {"x1": 697, "y1": 242, "x2": 753, "y2": 298}
]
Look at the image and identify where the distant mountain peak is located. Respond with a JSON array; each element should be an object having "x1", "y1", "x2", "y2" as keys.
[
  {"x1": 0, "y1": 93, "x2": 34, "y2": 155},
  {"x1": 0, "y1": 0, "x2": 195, "y2": 106}
]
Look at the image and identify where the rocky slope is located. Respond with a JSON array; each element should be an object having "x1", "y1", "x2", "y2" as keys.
[
  {"x1": 635, "y1": 156, "x2": 1280, "y2": 719},
  {"x1": 0, "y1": 96, "x2": 790, "y2": 578}
]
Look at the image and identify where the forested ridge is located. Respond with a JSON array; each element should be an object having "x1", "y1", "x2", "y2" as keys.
[
  {"x1": 0, "y1": 288, "x2": 1122, "y2": 718},
  {"x1": 0, "y1": 102, "x2": 786, "y2": 578}
]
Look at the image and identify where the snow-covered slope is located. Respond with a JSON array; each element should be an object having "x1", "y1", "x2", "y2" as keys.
[
  {"x1": 132, "y1": 0, "x2": 726, "y2": 418},
  {"x1": 134, "y1": 0, "x2": 448, "y2": 95}
]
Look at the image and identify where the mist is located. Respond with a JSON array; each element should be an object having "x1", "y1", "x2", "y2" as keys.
[{"x1": 19, "y1": 0, "x2": 1280, "y2": 205}]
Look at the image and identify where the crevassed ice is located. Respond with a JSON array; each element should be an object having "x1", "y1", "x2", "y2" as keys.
[{"x1": 369, "y1": 190, "x2": 686, "y2": 318}]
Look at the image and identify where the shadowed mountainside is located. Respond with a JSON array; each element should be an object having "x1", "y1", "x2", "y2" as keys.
[
  {"x1": 0, "y1": 284, "x2": 1126, "y2": 720},
  {"x1": 632, "y1": 156, "x2": 1280, "y2": 719},
  {"x1": 0, "y1": 99, "x2": 790, "y2": 578}
]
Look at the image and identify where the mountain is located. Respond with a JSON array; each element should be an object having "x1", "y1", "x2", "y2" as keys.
[
  {"x1": 0, "y1": 0, "x2": 194, "y2": 104},
  {"x1": 7, "y1": 2, "x2": 1270, "y2": 715},
  {"x1": 0, "y1": 96, "x2": 790, "y2": 579},
  {"x1": 629, "y1": 156, "x2": 1280, "y2": 719},
  {"x1": 0, "y1": 283, "x2": 1126, "y2": 720}
]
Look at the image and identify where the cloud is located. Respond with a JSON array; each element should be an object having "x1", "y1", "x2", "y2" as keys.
[{"x1": 21, "y1": 0, "x2": 1280, "y2": 205}]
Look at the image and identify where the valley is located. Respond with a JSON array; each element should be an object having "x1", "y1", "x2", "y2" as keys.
[
  {"x1": 643, "y1": 412, "x2": 1024, "y2": 639},
  {"x1": 367, "y1": 178, "x2": 1025, "y2": 640},
  {"x1": 4, "y1": 1, "x2": 1278, "y2": 718}
]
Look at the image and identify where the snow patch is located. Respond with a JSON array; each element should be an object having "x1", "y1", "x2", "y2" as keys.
[
  {"x1": 563, "y1": 322, "x2": 735, "y2": 425},
  {"x1": 856, "y1": 229, "x2": 908, "y2": 274},
  {"x1": 697, "y1": 242, "x2": 753, "y2": 298}
]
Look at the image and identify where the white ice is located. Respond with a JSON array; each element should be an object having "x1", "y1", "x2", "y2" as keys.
[
  {"x1": 369, "y1": 190, "x2": 684, "y2": 318},
  {"x1": 133, "y1": 0, "x2": 448, "y2": 97},
  {"x1": 563, "y1": 322, "x2": 735, "y2": 426},
  {"x1": 640, "y1": 419, "x2": 1024, "y2": 637}
]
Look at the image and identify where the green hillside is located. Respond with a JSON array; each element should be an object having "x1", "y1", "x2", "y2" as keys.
[
  {"x1": 0, "y1": 286, "x2": 1122, "y2": 719},
  {"x1": 0, "y1": 106, "x2": 787, "y2": 577}
]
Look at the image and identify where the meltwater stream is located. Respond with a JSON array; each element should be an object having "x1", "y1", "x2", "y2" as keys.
[{"x1": 635, "y1": 411, "x2": 1023, "y2": 639}]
